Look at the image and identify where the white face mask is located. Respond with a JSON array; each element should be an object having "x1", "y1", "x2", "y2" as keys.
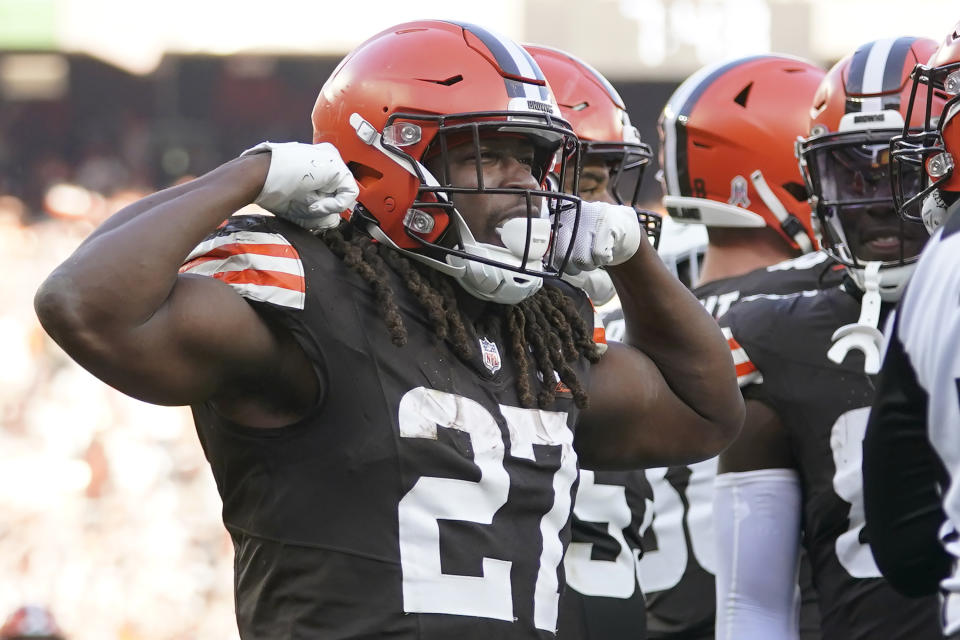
[
  {"x1": 368, "y1": 213, "x2": 551, "y2": 305},
  {"x1": 446, "y1": 215, "x2": 551, "y2": 305}
]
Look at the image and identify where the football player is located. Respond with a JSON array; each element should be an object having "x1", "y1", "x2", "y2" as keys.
[
  {"x1": 642, "y1": 54, "x2": 831, "y2": 640},
  {"x1": 863, "y1": 21, "x2": 960, "y2": 640},
  {"x1": 525, "y1": 43, "x2": 654, "y2": 639},
  {"x1": 716, "y1": 37, "x2": 944, "y2": 639},
  {"x1": 34, "y1": 21, "x2": 743, "y2": 638}
]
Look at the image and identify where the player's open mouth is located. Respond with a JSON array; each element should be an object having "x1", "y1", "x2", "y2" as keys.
[
  {"x1": 865, "y1": 236, "x2": 900, "y2": 250},
  {"x1": 854, "y1": 224, "x2": 905, "y2": 259}
]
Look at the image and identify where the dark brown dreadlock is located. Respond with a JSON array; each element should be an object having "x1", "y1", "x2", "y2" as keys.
[{"x1": 322, "y1": 227, "x2": 603, "y2": 409}]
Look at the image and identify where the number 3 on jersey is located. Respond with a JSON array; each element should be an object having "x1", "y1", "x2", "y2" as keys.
[
  {"x1": 564, "y1": 470, "x2": 636, "y2": 598},
  {"x1": 397, "y1": 387, "x2": 577, "y2": 631}
]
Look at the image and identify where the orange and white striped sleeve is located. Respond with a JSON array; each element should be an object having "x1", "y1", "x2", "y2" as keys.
[
  {"x1": 180, "y1": 228, "x2": 305, "y2": 310},
  {"x1": 721, "y1": 326, "x2": 763, "y2": 387}
]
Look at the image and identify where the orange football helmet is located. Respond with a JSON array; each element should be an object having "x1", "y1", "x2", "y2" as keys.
[
  {"x1": 524, "y1": 44, "x2": 660, "y2": 246},
  {"x1": 658, "y1": 55, "x2": 824, "y2": 253},
  {"x1": 890, "y1": 24, "x2": 960, "y2": 231},
  {"x1": 311, "y1": 20, "x2": 582, "y2": 304},
  {"x1": 797, "y1": 37, "x2": 941, "y2": 298}
]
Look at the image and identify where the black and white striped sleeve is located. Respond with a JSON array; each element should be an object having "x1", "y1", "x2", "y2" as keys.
[{"x1": 862, "y1": 310, "x2": 951, "y2": 597}]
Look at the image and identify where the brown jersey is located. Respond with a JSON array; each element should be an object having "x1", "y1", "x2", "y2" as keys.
[
  {"x1": 568, "y1": 253, "x2": 839, "y2": 640},
  {"x1": 186, "y1": 216, "x2": 595, "y2": 639},
  {"x1": 719, "y1": 283, "x2": 941, "y2": 640}
]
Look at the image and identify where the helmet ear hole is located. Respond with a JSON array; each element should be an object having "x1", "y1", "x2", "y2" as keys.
[
  {"x1": 781, "y1": 181, "x2": 808, "y2": 202},
  {"x1": 348, "y1": 162, "x2": 383, "y2": 187}
]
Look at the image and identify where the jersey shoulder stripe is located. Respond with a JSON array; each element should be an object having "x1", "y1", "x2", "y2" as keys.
[
  {"x1": 180, "y1": 228, "x2": 305, "y2": 309},
  {"x1": 764, "y1": 250, "x2": 832, "y2": 273},
  {"x1": 738, "y1": 289, "x2": 820, "y2": 305},
  {"x1": 722, "y1": 326, "x2": 762, "y2": 386}
]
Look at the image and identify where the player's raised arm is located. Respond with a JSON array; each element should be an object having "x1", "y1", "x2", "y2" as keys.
[
  {"x1": 34, "y1": 144, "x2": 356, "y2": 418},
  {"x1": 557, "y1": 202, "x2": 745, "y2": 469}
]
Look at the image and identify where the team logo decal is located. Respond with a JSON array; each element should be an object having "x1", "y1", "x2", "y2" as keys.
[
  {"x1": 728, "y1": 175, "x2": 751, "y2": 208},
  {"x1": 479, "y1": 337, "x2": 502, "y2": 374}
]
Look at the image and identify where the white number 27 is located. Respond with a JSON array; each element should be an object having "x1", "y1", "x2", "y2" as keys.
[{"x1": 397, "y1": 387, "x2": 577, "y2": 631}]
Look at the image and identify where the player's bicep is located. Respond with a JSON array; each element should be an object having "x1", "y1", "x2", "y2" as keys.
[
  {"x1": 97, "y1": 274, "x2": 284, "y2": 406},
  {"x1": 575, "y1": 341, "x2": 726, "y2": 469}
]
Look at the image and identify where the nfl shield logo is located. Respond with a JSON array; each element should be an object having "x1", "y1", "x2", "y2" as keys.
[
  {"x1": 728, "y1": 175, "x2": 751, "y2": 208},
  {"x1": 479, "y1": 337, "x2": 502, "y2": 374}
]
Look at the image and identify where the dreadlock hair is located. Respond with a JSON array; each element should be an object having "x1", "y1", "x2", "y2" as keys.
[{"x1": 321, "y1": 226, "x2": 603, "y2": 409}]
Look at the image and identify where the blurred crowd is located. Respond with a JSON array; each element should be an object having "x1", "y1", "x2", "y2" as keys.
[
  {"x1": 0, "y1": 53, "x2": 398, "y2": 639},
  {"x1": 0, "y1": 172, "x2": 240, "y2": 638}
]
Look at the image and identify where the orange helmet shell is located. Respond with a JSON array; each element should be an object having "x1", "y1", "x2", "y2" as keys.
[
  {"x1": 311, "y1": 20, "x2": 566, "y2": 250},
  {"x1": 921, "y1": 24, "x2": 960, "y2": 193},
  {"x1": 809, "y1": 37, "x2": 940, "y2": 135},
  {"x1": 659, "y1": 55, "x2": 825, "y2": 251},
  {"x1": 524, "y1": 44, "x2": 633, "y2": 144},
  {"x1": 888, "y1": 27, "x2": 960, "y2": 222}
]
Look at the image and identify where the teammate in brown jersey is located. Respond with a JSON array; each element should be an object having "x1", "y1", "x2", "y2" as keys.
[{"x1": 716, "y1": 37, "x2": 944, "y2": 640}]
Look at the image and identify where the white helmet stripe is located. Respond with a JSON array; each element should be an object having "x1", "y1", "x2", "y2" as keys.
[
  {"x1": 859, "y1": 38, "x2": 897, "y2": 113},
  {"x1": 521, "y1": 44, "x2": 629, "y2": 111},
  {"x1": 453, "y1": 21, "x2": 551, "y2": 102},
  {"x1": 501, "y1": 38, "x2": 551, "y2": 102},
  {"x1": 845, "y1": 37, "x2": 917, "y2": 113}
]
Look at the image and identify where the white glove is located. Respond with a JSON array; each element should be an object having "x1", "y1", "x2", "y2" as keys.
[
  {"x1": 241, "y1": 141, "x2": 359, "y2": 231},
  {"x1": 552, "y1": 201, "x2": 642, "y2": 272}
]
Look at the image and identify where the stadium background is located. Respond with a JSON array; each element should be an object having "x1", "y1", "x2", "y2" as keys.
[{"x1": 0, "y1": 1, "x2": 955, "y2": 637}]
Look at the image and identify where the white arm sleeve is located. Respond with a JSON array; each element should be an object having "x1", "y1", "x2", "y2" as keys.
[{"x1": 714, "y1": 469, "x2": 803, "y2": 640}]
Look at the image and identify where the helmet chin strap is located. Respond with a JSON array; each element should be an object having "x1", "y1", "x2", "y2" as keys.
[
  {"x1": 845, "y1": 260, "x2": 914, "y2": 303},
  {"x1": 750, "y1": 170, "x2": 814, "y2": 253},
  {"x1": 827, "y1": 261, "x2": 883, "y2": 374},
  {"x1": 446, "y1": 215, "x2": 550, "y2": 304},
  {"x1": 367, "y1": 215, "x2": 550, "y2": 304},
  {"x1": 365, "y1": 223, "x2": 463, "y2": 277}
]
